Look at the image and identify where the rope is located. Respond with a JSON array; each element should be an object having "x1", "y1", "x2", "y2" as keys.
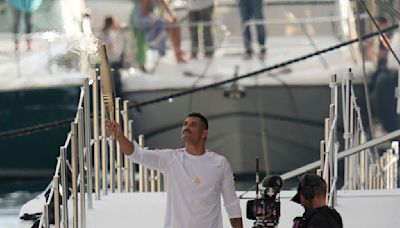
[{"x1": 0, "y1": 25, "x2": 398, "y2": 140}]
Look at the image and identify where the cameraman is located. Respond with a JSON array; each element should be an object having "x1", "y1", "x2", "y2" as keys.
[{"x1": 291, "y1": 173, "x2": 343, "y2": 228}]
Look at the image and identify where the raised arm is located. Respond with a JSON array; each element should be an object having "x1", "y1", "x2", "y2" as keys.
[
  {"x1": 106, "y1": 120, "x2": 134, "y2": 156},
  {"x1": 106, "y1": 120, "x2": 172, "y2": 172}
]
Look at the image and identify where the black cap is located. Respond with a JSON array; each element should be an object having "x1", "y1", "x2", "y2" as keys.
[
  {"x1": 291, "y1": 186, "x2": 302, "y2": 204},
  {"x1": 291, "y1": 173, "x2": 325, "y2": 204}
]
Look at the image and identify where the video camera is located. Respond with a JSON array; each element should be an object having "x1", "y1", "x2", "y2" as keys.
[
  {"x1": 245, "y1": 158, "x2": 283, "y2": 228},
  {"x1": 246, "y1": 175, "x2": 283, "y2": 227}
]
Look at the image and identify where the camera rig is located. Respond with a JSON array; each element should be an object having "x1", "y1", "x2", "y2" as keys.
[{"x1": 243, "y1": 157, "x2": 283, "y2": 228}]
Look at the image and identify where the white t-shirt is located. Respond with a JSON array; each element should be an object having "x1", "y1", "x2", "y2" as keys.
[
  {"x1": 127, "y1": 141, "x2": 242, "y2": 228},
  {"x1": 186, "y1": 0, "x2": 213, "y2": 11}
]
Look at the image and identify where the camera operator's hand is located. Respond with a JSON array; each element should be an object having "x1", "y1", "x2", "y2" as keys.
[{"x1": 292, "y1": 216, "x2": 303, "y2": 228}]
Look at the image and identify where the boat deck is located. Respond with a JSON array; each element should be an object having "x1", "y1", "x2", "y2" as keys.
[
  {"x1": 86, "y1": 189, "x2": 400, "y2": 227},
  {"x1": 18, "y1": 189, "x2": 400, "y2": 228}
]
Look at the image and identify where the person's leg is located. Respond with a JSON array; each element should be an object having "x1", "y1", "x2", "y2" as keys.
[
  {"x1": 238, "y1": 0, "x2": 252, "y2": 56},
  {"x1": 189, "y1": 10, "x2": 199, "y2": 58},
  {"x1": 252, "y1": 0, "x2": 266, "y2": 56},
  {"x1": 25, "y1": 12, "x2": 33, "y2": 51},
  {"x1": 133, "y1": 28, "x2": 148, "y2": 72},
  {"x1": 144, "y1": 17, "x2": 168, "y2": 58},
  {"x1": 12, "y1": 8, "x2": 21, "y2": 51},
  {"x1": 169, "y1": 25, "x2": 186, "y2": 62},
  {"x1": 201, "y1": 5, "x2": 214, "y2": 57}
]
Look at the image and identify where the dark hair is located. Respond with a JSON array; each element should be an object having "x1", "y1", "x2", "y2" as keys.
[
  {"x1": 300, "y1": 173, "x2": 327, "y2": 200},
  {"x1": 187, "y1": 113, "x2": 208, "y2": 129},
  {"x1": 376, "y1": 16, "x2": 388, "y2": 25},
  {"x1": 103, "y1": 16, "x2": 114, "y2": 32}
]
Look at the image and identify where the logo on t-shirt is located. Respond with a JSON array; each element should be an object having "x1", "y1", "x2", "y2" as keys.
[{"x1": 194, "y1": 176, "x2": 201, "y2": 185}]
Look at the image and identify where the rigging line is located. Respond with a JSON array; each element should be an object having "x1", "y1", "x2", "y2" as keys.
[
  {"x1": 128, "y1": 24, "x2": 399, "y2": 110},
  {"x1": 0, "y1": 25, "x2": 397, "y2": 140},
  {"x1": 358, "y1": 0, "x2": 400, "y2": 66},
  {"x1": 0, "y1": 118, "x2": 74, "y2": 139}
]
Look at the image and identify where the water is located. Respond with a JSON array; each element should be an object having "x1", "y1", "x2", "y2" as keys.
[{"x1": 0, "y1": 178, "x2": 49, "y2": 228}]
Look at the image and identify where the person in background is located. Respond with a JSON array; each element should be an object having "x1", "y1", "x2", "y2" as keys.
[
  {"x1": 100, "y1": 16, "x2": 124, "y2": 96},
  {"x1": 9, "y1": 0, "x2": 42, "y2": 52},
  {"x1": 187, "y1": 0, "x2": 214, "y2": 59},
  {"x1": 106, "y1": 113, "x2": 243, "y2": 228},
  {"x1": 368, "y1": 16, "x2": 394, "y2": 90},
  {"x1": 131, "y1": 0, "x2": 186, "y2": 66},
  {"x1": 376, "y1": 16, "x2": 393, "y2": 70},
  {"x1": 292, "y1": 173, "x2": 343, "y2": 228},
  {"x1": 100, "y1": 16, "x2": 124, "y2": 71},
  {"x1": 238, "y1": 0, "x2": 266, "y2": 60}
]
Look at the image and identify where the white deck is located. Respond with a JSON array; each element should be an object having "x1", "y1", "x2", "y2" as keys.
[
  {"x1": 44, "y1": 189, "x2": 400, "y2": 228},
  {"x1": 121, "y1": 36, "x2": 374, "y2": 93}
]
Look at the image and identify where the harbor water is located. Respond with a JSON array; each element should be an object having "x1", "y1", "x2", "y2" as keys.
[{"x1": 0, "y1": 179, "x2": 48, "y2": 228}]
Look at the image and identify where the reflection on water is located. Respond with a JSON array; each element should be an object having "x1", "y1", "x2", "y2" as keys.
[{"x1": 0, "y1": 178, "x2": 48, "y2": 228}]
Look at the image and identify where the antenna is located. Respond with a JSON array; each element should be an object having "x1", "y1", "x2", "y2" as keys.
[
  {"x1": 256, "y1": 156, "x2": 259, "y2": 199},
  {"x1": 99, "y1": 44, "x2": 115, "y2": 121}
]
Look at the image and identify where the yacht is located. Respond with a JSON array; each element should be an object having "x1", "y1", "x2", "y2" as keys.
[{"x1": 15, "y1": 0, "x2": 400, "y2": 227}]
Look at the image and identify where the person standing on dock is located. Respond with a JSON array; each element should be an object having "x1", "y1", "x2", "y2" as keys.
[
  {"x1": 291, "y1": 173, "x2": 343, "y2": 228},
  {"x1": 187, "y1": 0, "x2": 214, "y2": 58},
  {"x1": 9, "y1": 0, "x2": 42, "y2": 52},
  {"x1": 106, "y1": 112, "x2": 243, "y2": 228},
  {"x1": 238, "y1": 0, "x2": 266, "y2": 60}
]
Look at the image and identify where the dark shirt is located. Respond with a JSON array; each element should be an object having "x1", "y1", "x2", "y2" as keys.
[{"x1": 295, "y1": 206, "x2": 343, "y2": 228}]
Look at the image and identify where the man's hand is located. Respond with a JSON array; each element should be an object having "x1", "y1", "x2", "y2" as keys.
[
  {"x1": 230, "y1": 217, "x2": 243, "y2": 228},
  {"x1": 106, "y1": 120, "x2": 123, "y2": 139},
  {"x1": 106, "y1": 120, "x2": 134, "y2": 156}
]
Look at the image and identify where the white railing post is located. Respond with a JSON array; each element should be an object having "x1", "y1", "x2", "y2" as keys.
[
  {"x1": 60, "y1": 146, "x2": 68, "y2": 228},
  {"x1": 44, "y1": 203, "x2": 50, "y2": 228},
  {"x1": 53, "y1": 175, "x2": 60, "y2": 228},
  {"x1": 392, "y1": 141, "x2": 398, "y2": 188},
  {"x1": 84, "y1": 78, "x2": 93, "y2": 209},
  {"x1": 123, "y1": 100, "x2": 130, "y2": 192},
  {"x1": 78, "y1": 108, "x2": 86, "y2": 228},
  {"x1": 150, "y1": 169, "x2": 155, "y2": 192},
  {"x1": 109, "y1": 107, "x2": 116, "y2": 193},
  {"x1": 138, "y1": 135, "x2": 145, "y2": 192},
  {"x1": 109, "y1": 138, "x2": 116, "y2": 192},
  {"x1": 71, "y1": 122, "x2": 78, "y2": 228},
  {"x1": 93, "y1": 69, "x2": 101, "y2": 200},
  {"x1": 157, "y1": 170, "x2": 162, "y2": 192},
  {"x1": 343, "y1": 69, "x2": 353, "y2": 188},
  {"x1": 331, "y1": 74, "x2": 338, "y2": 205},
  {"x1": 116, "y1": 97, "x2": 123, "y2": 192},
  {"x1": 359, "y1": 133, "x2": 366, "y2": 189},
  {"x1": 129, "y1": 120, "x2": 135, "y2": 192},
  {"x1": 100, "y1": 94, "x2": 108, "y2": 195},
  {"x1": 320, "y1": 140, "x2": 325, "y2": 173}
]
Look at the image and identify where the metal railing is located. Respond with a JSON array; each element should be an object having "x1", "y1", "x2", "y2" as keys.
[
  {"x1": 280, "y1": 68, "x2": 399, "y2": 208},
  {"x1": 36, "y1": 64, "x2": 165, "y2": 227}
]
